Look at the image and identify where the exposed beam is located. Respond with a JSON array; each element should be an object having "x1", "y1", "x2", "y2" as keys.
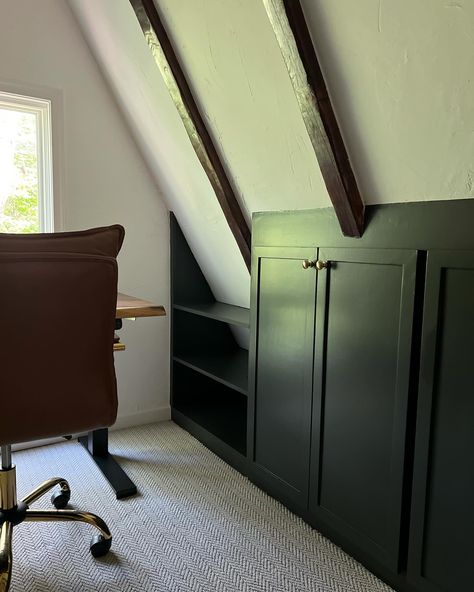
[
  {"x1": 263, "y1": 0, "x2": 365, "y2": 237},
  {"x1": 129, "y1": 0, "x2": 251, "y2": 269}
]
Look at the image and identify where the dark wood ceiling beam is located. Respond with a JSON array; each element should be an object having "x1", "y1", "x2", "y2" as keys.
[
  {"x1": 129, "y1": 0, "x2": 251, "y2": 269},
  {"x1": 263, "y1": 0, "x2": 365, "y2": 237}
]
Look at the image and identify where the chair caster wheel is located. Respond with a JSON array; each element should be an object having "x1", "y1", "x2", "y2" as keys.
[
  {"x1": 51, "y1": 490, "x2": 71, "y2": 509},
  {"x1": 90, "y1": 534, "x2": 112, "y2": 558}
]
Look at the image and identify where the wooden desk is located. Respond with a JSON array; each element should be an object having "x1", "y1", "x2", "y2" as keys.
[
  {"x1": 116, "y1": 292, "x2": 166, "y2": 319},
  {"x1": 113, "y1": 293, "x2": 166, "y2": 351},
  {"x1": 79, "y1": 292, "x2": 166, "y2": 499}
]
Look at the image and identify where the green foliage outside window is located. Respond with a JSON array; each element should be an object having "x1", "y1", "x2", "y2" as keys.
[{"x1": 0, "y1": 111, "x2": 40, "y2": 233}]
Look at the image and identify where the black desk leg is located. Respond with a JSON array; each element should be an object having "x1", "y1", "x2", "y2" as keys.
[{"x1": 78, "y1": 428, "x2": 137, "y2": 499}]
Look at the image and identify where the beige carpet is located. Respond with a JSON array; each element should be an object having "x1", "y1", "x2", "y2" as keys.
[{"x1": 10, "y1": 421, "x2": 393, "y2": 591}]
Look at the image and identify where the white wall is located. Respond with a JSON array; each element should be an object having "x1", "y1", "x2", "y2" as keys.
[
  {"x1": 158, "y1": 0, "x2": 474, "y2": 208},
  {"x1": 301, "y1": 0, "x2": 474, "y2": 204},
  {"x1": 0, "y1": 0, "x2": 170, "y2": 427},
  {"x1": 155, "y1": 0, "x2": 330, "y2": 218},
  {"x1": 66, "y1": 0, "x2": 474, "y2": 327},
  {"x1": 68, "y1": 0, "x2": 251, "y2": 309}
]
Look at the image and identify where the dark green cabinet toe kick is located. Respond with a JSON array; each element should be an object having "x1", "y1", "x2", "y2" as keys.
[{"x1": 170, "y1": 200, "x2": 474, "y2": 592}]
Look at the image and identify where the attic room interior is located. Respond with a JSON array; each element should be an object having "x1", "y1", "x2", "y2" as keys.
[{"x1": 0, "y1": 0, "x2": 472, "y2": 591}]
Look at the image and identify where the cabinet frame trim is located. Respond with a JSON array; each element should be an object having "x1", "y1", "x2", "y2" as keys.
[{"x1": 407, "y1": 249, "x2": 474, "y2": 592}]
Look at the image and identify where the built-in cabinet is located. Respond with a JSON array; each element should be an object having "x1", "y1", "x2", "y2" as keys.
[
  {"x1": 170, "y1": 213, "x2": 250, "y2": 472},
  {"x1": 172, "y1": 201, "x2": 474, "y2": 592},
  {"x1": 249, "y1": 246, "x2": 419, "y2": 580},
  {"x1": 247, "y1": 201, "x2": 474, "y2": 592}
]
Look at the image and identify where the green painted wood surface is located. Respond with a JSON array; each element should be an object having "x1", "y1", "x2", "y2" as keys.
[
  {"x1": 309, "y1": 248, "x2": 417, "y2": 573},
  {"x1": 173, "y1": 347, "x2": 248, "y2": 395},
  {"x1": 173, "y1": 302, "x2": 250, "y2": 327},
  {"x1": 253, "y1": 199, "x2": 474, "y2": 251},
  {"x1": 408, "y1": 251, "x2": 474, "y2": 592},
  {"x1": 170, "y1": 212, "x2": 249, "y2": 458},
  {"x1": 249, "y1": 246, "x2": 317, "y2": 509}
]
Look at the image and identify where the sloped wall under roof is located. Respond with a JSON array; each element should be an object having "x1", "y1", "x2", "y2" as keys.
[{"x1": 69, "y1": 0, "x2": 474, "y2": 310}]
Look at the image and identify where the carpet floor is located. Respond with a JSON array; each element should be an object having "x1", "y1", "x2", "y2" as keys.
[{"x1": 9, "y1": 421, "x2": 393, "y2": 591}]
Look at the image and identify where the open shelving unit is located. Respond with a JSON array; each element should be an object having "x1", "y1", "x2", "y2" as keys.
[{"x1": 170, "y1": 213, "x2": 249, "y2": 471}]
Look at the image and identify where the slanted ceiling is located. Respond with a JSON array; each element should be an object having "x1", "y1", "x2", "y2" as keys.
[{"x1": 68, "y1": 0, "x2": 474, "y2": 310}]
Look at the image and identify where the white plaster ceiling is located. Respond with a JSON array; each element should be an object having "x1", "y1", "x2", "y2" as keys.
[
  {"x1": 300, "y1": 0, "x2": 474, "y2": 204},
  {"x1": 154, "y1": 0, "x2": 331, "y2": 221},
  {"x1": 68, "y1": 0, "x2": 474, "y2": 310}
]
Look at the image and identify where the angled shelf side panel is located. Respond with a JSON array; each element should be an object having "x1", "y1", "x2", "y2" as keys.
[{"x1": 170, "y1": 212, "x2": 215, "y2": 305}]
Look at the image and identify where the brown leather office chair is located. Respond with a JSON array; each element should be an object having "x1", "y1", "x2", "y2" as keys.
[{"x1": 0, "y1": 225, "x2": 125, "y2": 591}]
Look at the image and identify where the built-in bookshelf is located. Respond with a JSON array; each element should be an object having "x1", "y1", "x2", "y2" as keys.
[{"x1": 170, "y1": 213, "x2": 249, "y2": 470}]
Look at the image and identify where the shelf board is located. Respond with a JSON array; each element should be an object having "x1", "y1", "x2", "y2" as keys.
[
  {"x1": 174, "y1": 302, "x2": 250, "y2": 327},
  {"x1": 172, "y1": 408, "x2": 247, "y2": 469},
  {"x1": 173, "y1": 348, "x2": 248, "y2": 395},
  {"x1": 172, "y1": 395, "x2": 247, "y2": 456}
]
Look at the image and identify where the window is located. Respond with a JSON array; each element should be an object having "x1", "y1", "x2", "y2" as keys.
[{"x1": 0, "y1": 92, "x2": 54, "y2": 233}]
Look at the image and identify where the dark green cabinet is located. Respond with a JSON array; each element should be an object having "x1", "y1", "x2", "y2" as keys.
[
  {"x1": 249, "y1": 246, "x2": 317, "y2": 510},
  {"x1": 310, "y1": 248, "x2": 417, "y2": 572},
  {"x1": 407, "y1": 251, "x2": 474, "y2": 592},
  {"x1": 172, "y1": 201, "x2": 474, "y2": 592},
  {"x1": 250, "y1": 245, "x2": 418, "y2": 569}
]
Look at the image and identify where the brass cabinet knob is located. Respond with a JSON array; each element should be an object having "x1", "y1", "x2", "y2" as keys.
[
  {"x1": 302, "y1": 259, "x2": 316, "y2": 269},
  {"x1": 316, "y1": 260, "x2": 330, "y2": 271},
  {"x1": 302, "y1": 259, "x2": 330, "y2": 270}
]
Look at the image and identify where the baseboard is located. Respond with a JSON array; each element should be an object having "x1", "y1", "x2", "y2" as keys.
[
  {"x1": 112, "y1": 406, "x2": 171, "y2": 430},
  {"x1": 11, "y1": 406, "x2": 171, "y2": 453},
  {"x1": 12, "y1": 437, "x2": 69, "y2": 452}
]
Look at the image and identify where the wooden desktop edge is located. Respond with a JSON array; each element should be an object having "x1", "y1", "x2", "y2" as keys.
[{"x1": 116, "y1": 292, "x2": 166, "y2": 320}]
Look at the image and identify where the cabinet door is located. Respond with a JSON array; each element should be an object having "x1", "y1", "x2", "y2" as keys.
[
  {"x1": 408, "y1": 251, "x2": 474, "y2": 592},
  {"x1": 310, "y1": 248, "x2": 417, "y2": 572},
  {"x1": 249, "y1": 246, "x2": 317, "y2": 510}
]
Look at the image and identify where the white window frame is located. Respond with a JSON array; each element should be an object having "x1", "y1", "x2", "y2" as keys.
[{"x1": 0, "y1": 91, "x2": 54, "y2": 232}]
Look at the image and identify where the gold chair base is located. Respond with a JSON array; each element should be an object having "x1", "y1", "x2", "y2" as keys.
[
  {"x1": 0, "y1": 522, "x2": 12, "y2": 592},
  {"x1": 0, "y1": 472, "x2": 112, "y2": 592}
]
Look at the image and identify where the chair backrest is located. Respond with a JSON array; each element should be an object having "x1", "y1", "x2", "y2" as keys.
[{"x1": 0, "y1": 226, "x2": 124, "y2": 445}]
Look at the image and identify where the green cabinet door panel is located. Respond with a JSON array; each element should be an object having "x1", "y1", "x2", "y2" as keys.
[
  {"x1": 408, "y1": 251, "x2": 474, "y2": 592},
  {"x1": 249, "y1": 246, "x2": 317, "y2": 509},
  {"x1": 310, "y1": 248, "x2": 418, "y2": 573}
]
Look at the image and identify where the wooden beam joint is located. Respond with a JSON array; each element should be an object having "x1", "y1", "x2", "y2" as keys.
[{"x1": 265, "y1": 0, "x2": 365, "y2": 237}]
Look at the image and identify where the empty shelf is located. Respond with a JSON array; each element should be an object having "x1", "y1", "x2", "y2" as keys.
[
  {"x1": 174, "y1": 302, "x2": 250, "y2": 327},
  {"x1": 173, "y1": 348, "x2": 248, "y2": 395}
]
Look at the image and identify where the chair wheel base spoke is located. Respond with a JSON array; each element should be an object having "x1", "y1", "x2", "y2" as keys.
[
  {"x1": 51, "y1": 490, "x2": 71, "y2": 510},
  {"x1": 90, "y1": 534, "x2": 112, "y2": 558}
]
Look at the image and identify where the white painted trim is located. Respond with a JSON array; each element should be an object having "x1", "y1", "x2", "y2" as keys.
[
  {"x1": 11, "y1": 406, "x2": 171, "y2": 453},
  {"x1": 0, "y1": 80, "x2": 64, "y2": 231},
  {"x1": 12, "y1": 437, "x2": 69, "y2": 453},
  {"x1": 111, "y1": 405, "x2": 171, "y2": 431},
  {"x1": 37, "y1": 99, "x2": 54, "y2": 233}
]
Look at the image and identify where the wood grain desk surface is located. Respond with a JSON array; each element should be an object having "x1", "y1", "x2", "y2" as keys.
[{"x1": 116, "y1": 292, "x2": 166, "y2": 319}]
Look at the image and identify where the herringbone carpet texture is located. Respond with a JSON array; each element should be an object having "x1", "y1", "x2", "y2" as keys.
[{"x1": 10, "y1": 421, "x2": 393, "y2": 591}]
